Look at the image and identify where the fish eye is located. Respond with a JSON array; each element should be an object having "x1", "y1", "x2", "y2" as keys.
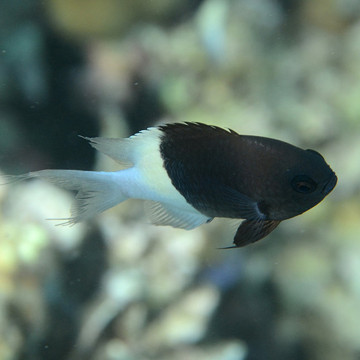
[{"x1": 291, "y1": 175, "x2": 317, "y2": 194}]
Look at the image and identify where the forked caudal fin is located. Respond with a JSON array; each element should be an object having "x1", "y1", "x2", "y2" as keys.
[{"x1": 7, "y1": 170, "x2": 127, "y2": 225}]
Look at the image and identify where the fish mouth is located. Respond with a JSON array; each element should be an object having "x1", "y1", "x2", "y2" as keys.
[{"x1": 322, "y1": 173, "x2": 337, "y2": 196}]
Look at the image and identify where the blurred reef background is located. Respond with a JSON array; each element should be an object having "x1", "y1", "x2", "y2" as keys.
[{"x1": 0, "y1": 0, "x2": 360, "y2": 359}]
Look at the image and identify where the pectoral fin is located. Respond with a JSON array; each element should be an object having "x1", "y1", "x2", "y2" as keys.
[{"x1": 228, "y1": 219, "x2": 281, "y2": 248}]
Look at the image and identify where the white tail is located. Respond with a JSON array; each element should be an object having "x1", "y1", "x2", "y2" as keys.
[{"x1": 11, "y1": 170, "x2": 127, "y2": 225}]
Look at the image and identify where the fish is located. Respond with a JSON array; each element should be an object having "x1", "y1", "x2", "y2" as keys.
[{"x1": 5, "y1": 122, "x2": 337, "y2": 247}]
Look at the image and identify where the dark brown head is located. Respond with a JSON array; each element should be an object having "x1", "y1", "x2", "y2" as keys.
[
  {"x1": 242, "y1": 137, "x2": 338, "y2": 220},
  {"x1": 159, "y1": 122, "x2": 337, "y2": 222}
]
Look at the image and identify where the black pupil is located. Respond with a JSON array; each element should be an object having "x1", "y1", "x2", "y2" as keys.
[
  {"x1": 297, "y1": 182, "x2": 312, "y2": 192},
  {"x1": 291, "y1": 175, "x2": 317, "y2": 194}
]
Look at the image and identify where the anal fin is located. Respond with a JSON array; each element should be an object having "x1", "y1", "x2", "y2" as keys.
[{"x1": 144, "y1": 201, "x2": 211, "y2": 230}]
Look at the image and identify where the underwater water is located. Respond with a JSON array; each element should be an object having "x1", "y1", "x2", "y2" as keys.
[{"x1": 0, "y1": 1, "x2": 359, "y2": 360}]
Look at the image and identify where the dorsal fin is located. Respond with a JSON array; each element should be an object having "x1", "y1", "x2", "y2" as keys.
[
  {"x1": 80, "y1": 127, "x2": 162, "y2": 167},
  {"x1": 80, "y1": 136, "x2": 133, "y2": 167}
]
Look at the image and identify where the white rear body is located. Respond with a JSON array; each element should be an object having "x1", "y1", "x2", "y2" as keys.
[{"x1": 20, "y1": 127, "x2": 211, "y2": 229}]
